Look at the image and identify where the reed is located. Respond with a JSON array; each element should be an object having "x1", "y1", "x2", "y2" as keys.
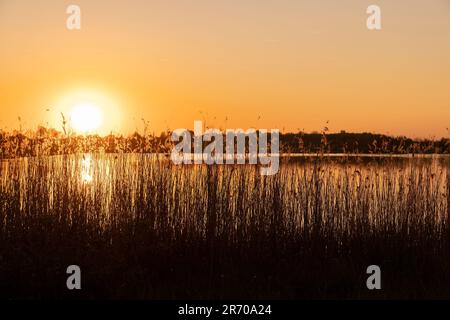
[{"x1": 0, "y1": 152, "x2": 449, "y2": 299}]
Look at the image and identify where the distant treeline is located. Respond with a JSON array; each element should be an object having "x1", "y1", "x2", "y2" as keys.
[
  {"x1": 0, "y1": 127, "x2": 449, "y2": 159},
  {"x1": 281, "y1": 131, "x2": 450, "y2": 154}
]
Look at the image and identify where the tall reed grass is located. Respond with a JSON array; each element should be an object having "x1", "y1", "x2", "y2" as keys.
[{"x1": 0, "y1": 154, "x2": 449, "y2": 298}]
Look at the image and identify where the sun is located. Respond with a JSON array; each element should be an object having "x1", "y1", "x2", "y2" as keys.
[
  {"x1": 70, "y1": 103, "x2": 103, "y2": 133},
  {"x1": 55, "y1": 87, "x2": 122, "y2": 134}
]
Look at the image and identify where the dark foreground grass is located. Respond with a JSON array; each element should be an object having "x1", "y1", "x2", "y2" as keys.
[{"x1": 0, "y1": 154, "x2": 449, "y2": 299}]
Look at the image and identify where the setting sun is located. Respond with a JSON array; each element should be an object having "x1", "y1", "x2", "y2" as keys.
[
  {"x1": 0, "y1": 0, "x2": 449, "y2": 301},
  {"x1": 70, "y1": 103, "x2": 103, "y2": 133},
  {"x1": 53, "y1": 88, "x2": 122, "y2": 135}
]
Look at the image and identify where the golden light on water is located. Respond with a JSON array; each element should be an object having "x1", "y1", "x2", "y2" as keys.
[{"x1": 81, "y1": 155, "x2": 93, "y2": 183}]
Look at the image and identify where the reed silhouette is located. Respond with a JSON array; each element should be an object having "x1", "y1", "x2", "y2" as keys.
[{"x1": 0, "y1": 147, "x2": 449, "y2": 298}]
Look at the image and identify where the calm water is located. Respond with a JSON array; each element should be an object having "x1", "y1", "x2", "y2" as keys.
[{"x1": 1, "y1": 154, "x2": 448, "y2": 231}]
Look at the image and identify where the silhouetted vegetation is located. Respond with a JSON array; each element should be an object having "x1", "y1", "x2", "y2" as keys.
[
  {"x1": 0, "y1": 153, "x2": 449, "y2": 299},
  {"x1": 1, "y1": 127, "x2": 449, "y2": 159},
  {"x1": 282, "y1": 131, "x2": 450, "y2": 154}
]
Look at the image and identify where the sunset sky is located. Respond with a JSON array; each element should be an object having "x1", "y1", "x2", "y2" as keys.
[{"x1": 1, "y1": 0, "x2": 449, "y2": 138}]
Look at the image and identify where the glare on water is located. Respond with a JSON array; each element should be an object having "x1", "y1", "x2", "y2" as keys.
[
  {"x1": 81, "y1": 154, "x2": 93, "y2": 183},
  {"x1": 0, "y1": 154, "x2": 448, "y2": 229}
]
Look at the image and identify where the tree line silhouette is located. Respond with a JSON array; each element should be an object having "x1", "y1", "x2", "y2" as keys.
[{"x1": 0, "y1": 126, "x2": 448, "y2": 159}]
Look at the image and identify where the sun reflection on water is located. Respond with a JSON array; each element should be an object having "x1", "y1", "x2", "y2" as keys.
[{"x1": 81, "y1": 154, "x2": 93, "y2": 183}]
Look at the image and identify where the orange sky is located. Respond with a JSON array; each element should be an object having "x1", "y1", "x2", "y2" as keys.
[{"x1": 0, "y1": 0, "x2": 449, "y2": 138}]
